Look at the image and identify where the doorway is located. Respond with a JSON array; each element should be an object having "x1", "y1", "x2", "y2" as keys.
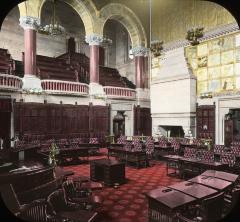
[
  {"x1": 113, "y1": 111, "x2": 125, "y2": 137},
  {"x1": 225, "y1": 109, "x2": 240, "y2": 146}
]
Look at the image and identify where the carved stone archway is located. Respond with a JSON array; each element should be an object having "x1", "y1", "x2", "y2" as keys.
[
  {"x1": 98, "y1": 3, "x2": 147, "y2": 48},
  {"x1": 38, "y1": 0, "x2": 97, "y2": 35}
]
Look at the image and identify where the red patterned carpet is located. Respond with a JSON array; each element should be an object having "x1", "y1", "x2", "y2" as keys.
[{"x1": 64, "y1": 149, "x2": 182, "y2": 222}]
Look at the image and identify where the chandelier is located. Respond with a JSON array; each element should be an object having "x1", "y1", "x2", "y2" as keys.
[
  {"x1": 101, "y1": 35, "x2": 112, "y2": 47},
  {"x1": 150, "y1": 40, "x2": 163, "y2": 57},
  {"x1": 186, "y1": 27, "x2": 204, "y2": 46},
  {"x1": 38, "y1": 0, "x2": 65, "y2": 36}
]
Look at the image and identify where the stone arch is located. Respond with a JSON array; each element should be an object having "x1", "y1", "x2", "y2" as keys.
[
  {"x1": 38, "y1": 0, "x2": 97, "y2": 35},
  {"x1": 18, "y1": 0, "x2": 43, "y2": 18},
  {"x1": 99, "y1": 3, "x2": 147, "y2": 48}
]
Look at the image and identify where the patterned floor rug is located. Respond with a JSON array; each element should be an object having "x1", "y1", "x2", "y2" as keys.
[{"x1": 64, "y1": 149, "x2": 182, "y2": 222}]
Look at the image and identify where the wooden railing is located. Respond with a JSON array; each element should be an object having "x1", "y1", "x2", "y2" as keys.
[
  {"x1": 103, "y1": 86, "x2": 136, "y2": 99},
  {"x1": 0, "y1": 73, "x2": 22, "y2": 90},
  {"x1": 41, "y1": 80, "x2": 89, "y2": 95}
]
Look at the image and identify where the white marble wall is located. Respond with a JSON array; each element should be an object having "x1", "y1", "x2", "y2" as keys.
[{"x1": 150, "y1": 47, "x2": 197, "y2": 137}]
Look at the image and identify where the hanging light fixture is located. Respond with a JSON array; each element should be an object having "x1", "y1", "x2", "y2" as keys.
[{"x1": 38, "y1": 0, "x2": 65, "y2": 36}]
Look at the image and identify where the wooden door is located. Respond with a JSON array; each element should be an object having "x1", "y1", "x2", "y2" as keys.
[
  {"x1": 196, "y1": 105, "x2": 215, "y2": 143},
  {"x1": 225, "y1": 119, "x2": 233, "y2": 147}
]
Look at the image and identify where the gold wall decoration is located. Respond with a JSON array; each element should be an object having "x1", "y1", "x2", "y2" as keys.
[
  {"x1": 198, "y1": 81, "x2": 208, "y2": 94},
  {"x1": 198, "y1": 56, "x2": 207, "y2": 68},
  {"x1": 208, "y1": 67, "x2": 221, "y2": 79},
  {"x1": 221, "y1": 64, "x2": 234, "y2": 77},
  {"x1": 185, "y1": 31, "x2": 240, "y2": 95},
  {"x1": 209, "y1": 39, "x2": 221, "y2": 54},
  {"x1": 208, "y1": 53, "x2": 220, "y2": 66},
  {"x1": 236, "y1": 63, "x2": 240, "y2": 75},
  {"x1": 222, "y1": 36, "x2": 234, "y2": 50},
  {"x1": 197, "y1": 43, "x2": 208, "y2": 57},
  {"x1": 236, "y1": 34, "x2": 240, "y2": 47},
  {"x1": 197, "y1": 68, "x2": 208, "y2": 81},
  {"x1": 222, "y1": 77, "x2": 235, "y2": 90},
  {"x1": 236, "y1": 49, "x2": 240, "y2": 62},
  {"x1": 221, "y1": 50, "x2": 234, "y2": 64},
  {"x1": 209, "y1": 79, "x2": 221, "y2": 92}
]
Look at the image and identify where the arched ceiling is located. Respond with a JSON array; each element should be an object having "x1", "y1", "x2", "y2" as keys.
[
  {"x1": 151, "y1": 0, "x2": 237, "y2": 43},
  {"x1": 0, "y1": 0, "x2": 239, "y2": 44},
  {"x1": 41, "y1": 0, "x2": 85, "y2": 36}
]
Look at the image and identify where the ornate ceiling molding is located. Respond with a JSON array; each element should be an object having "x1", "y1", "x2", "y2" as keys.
[
  {"x1": 19, "y1": 16, "x2": 40, "y2": 30},
  {"x1": 163, "y1": 22, "x2": 239, "y2": 52},
  {"x1": 85, "y1": 33, "x2": 103, "y2": 45},
  {"x1": 132, "y1": 46, "x2": 149, "y2": 57}
]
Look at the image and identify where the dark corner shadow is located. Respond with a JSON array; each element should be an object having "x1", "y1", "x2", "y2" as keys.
[
  {"x1": 220, "y1": 197, "x2": 240, "y2": 222},
  {"x1": 0, "y1": 0, "x2": 25, "y2": 30},
  {"x1": 0, "y1": 195, "x2": 25, "y2": 222}
]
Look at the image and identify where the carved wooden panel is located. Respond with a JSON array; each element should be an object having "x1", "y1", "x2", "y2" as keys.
[
  {"x1": 224, "y1": 119, "x2": 233, "y2": 147},
  {"x1": 92, "y1": 105, "x2": 110, "y2": 139},
  {"x1": 14, "y1": 103, "x2": 109, "y2": 140},
  {"x1": 134, "y1": 106, "x2": 152, "y2": 136},
  {"x1": 0, "y1": 98, "x2": 12, "y2": 112}
]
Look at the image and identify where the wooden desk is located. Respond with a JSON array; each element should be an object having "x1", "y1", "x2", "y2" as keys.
[
  {"x1": 189, "y1": 175, "x2": 232, "y2": 191},
  {"x1": 0, "y1": 160, "x2": 56, "y2": 203},
  {"x1": 145, "y1": 186, "x2": 196, "y2": 222},
  {"x1": 108, "y1": 147, "x2": 147, "y2": 168},
  {"x1": 168, "y1": 181, "x2": 218, "y2": 200},
  {"x1": 154, "y1": 146, "x2": 173, "y2": 158},
  {"x1": 164, "y1": 155, "x2": 227, "y2": 178},
  {"x1": 180, "y1": 158, "x2": 226, "y2": 171},
  {"x1": 201, "y1": 170, "x2": 239, "y2": 182},
  {"x1": 10, "y1": 145, "x2": 40, "y2": 161},
  {"x1": 90, "y1": 159, "x2": 125, "y2": 186}
]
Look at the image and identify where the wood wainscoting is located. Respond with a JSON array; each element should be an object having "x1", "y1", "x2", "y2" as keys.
[{"x1": 13, "y1": 102, "x2": 110, "y2": 142}]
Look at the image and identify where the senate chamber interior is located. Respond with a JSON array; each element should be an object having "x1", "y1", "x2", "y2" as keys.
[{"x1": 0, "y1": 0, "x2": 240, "y2": 222}]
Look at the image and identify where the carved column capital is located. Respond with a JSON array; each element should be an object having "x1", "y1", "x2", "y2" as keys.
[
  {"x1": 85, "y1": 33, "x2": 103, "y2": 46},
  {"x1": 132, "y1": 46, "x2": 149, "y2": 57},
  {"x1": 19, "y1": 16, "x2": 40, "y2": 30}
]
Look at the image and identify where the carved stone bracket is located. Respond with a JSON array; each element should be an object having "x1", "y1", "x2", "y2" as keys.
[
  {"x1": 132, "y1": 46, "x2": 149, "y2": 57},
  {"x1": 85, "y1": 33, "x2": 104, "y2": 46},
  {"x1": 19, "y1": 16, "x2": 40, "y2": 30}
]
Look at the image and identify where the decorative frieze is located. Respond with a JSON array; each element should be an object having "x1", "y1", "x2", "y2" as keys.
[
  {"x1": 132, "y1": 46, "x2": 149, "y2": 57},
  {"x1": 19, "y1": 16, "x2": 40, "y2": 30},
  {"x1": 163, "y1": 22, "x2": 239, "y2": 52},
  {"x1": 85, "y1": 33, "x2": 103, "y2": 45}
]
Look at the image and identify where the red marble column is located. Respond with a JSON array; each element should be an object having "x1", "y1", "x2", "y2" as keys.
[
  {"x1": 135, "y1": 56, "x2": 144, "y2": 89},
  {"x1": 24, "y1": 29, "x2": 37, "y2": 75},
  {"x1": 89, "y1": 45, "x2": 99, "y2": 83}
]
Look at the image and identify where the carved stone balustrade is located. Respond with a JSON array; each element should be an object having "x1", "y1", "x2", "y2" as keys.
[
  {"x1": 41, "y1": 80, "x2": 89, "y2": 96},
  {"x1": 103, "y1": 86, "x2": 136, "y2": 100},
  {"x1": 0, "y1": 74, "x2": 22, "y2": 91}
]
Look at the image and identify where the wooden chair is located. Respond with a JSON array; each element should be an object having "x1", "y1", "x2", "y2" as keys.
[
  {"x1": 18, "y1": 199, "x2": 57, "y2": 222},
  {"x1": 223, "y1": 188, "x2": 240, "y2": 216},
  {"x1": 47, "y1": 189, "x2": 98, "y2": 222},
  {"x1": 176, "y1": 192, "x2": 224, "y2": 222},
  {"x1": 0, "y1": 184, "x2": 23, "y2": 215},
  {"x1": 220, "y1": 153, "x2": 236, "y2": 172},
  {"x1": 62, "y1": 180, "x2": 103, "y2": 212}
]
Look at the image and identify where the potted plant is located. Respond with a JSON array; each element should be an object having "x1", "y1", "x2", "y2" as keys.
[{"x1": 48, "y1": 141, "x2": 59, "y2": 166}]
